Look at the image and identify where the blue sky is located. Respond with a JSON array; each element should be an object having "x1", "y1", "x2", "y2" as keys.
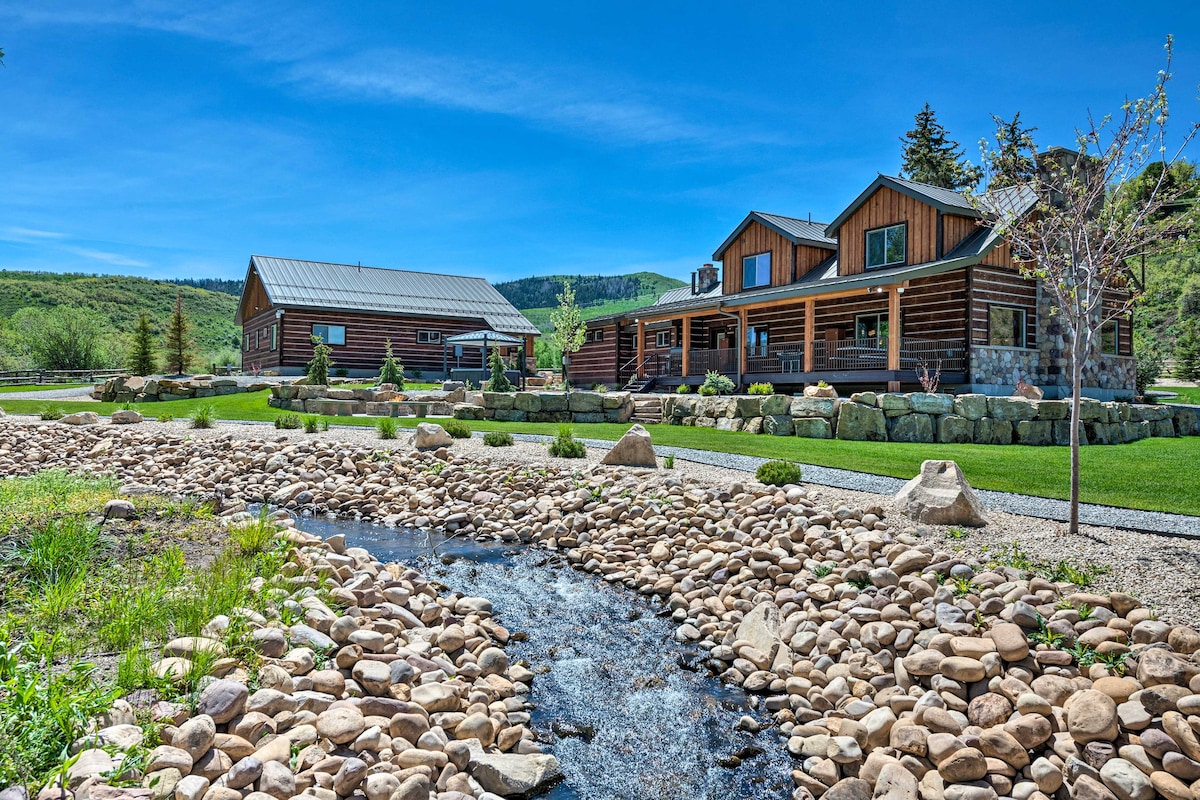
[{"x1": 2, "y1": 2, "x2": 1198, "y2": 284}]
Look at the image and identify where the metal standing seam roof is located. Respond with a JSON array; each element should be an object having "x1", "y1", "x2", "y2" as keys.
[
  {"x1": 246, "y1": 256, "x2": 540, "y2": 335},
  {"x1": 444, "y1": 330, "x2": 524, "y2": 345},
  {"x1": 825, "y1": 174, "x2": 983, "y2": 236}
]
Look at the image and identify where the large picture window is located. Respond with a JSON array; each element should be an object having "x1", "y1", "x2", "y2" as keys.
[
  {"x1": 865, "y1": 223, "x2": 906, "y2": 269},
  {"x1": 988, "y1": 305, "x2": 1026, "y2": 348},
  {"x1": 742, "y1": 252, "x2": 771, "y2": 289},
  {"x1": 1101, "y1": 320, "x2": 1119, "y2": 354},
  {"x1": 312, "y1": 324, "x2": 346, "y2": 346}
]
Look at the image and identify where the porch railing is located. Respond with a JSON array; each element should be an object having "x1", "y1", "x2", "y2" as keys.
[
  {"x1": 687, "y1": 348, "x2": 739, "y2": 377},
  {"x1": 900, "y1": 338, "x2": 967, "y2": 372},
  {"x1": 746, "y1": 342, "x2": 805, "y2": 375}
]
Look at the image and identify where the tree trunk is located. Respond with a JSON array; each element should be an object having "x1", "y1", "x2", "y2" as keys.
[{"x1": 1069, "y1": 334, "x2": 1084, "y2": 535}]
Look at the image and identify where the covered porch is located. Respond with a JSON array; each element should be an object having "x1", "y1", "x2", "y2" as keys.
[{"x1": 622, "y1": 279, "x2": 968, "y2": 391}]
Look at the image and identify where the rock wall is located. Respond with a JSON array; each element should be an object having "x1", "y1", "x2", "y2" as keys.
[
  {"x1": 454, "y1": 391, "x2": 634, "y2": 424},
  {"x1": 268, "y1": 385, "x2": 464, "y2": 417},
  {"x1": 664, "y1": 392, "x2": 1198, "y2": 446},
  {"x1": 95, "y1": 375, "x2": 270, "y2": 403}
]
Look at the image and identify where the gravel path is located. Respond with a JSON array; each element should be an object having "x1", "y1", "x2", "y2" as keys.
[{"x1": 0, "y1": 385, "x2": 98, "y2": 400}]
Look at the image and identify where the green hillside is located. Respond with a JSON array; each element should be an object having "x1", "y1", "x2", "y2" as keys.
[
  {"x1": 0, "y1": 270, "x2": 241, "y2": 367},
  {"x1": 498, "y1": 271, "x2": 685, "y2": 334},
  {"x1": 1133, "y1": 236, "x2": 1200, "y2": 375}
]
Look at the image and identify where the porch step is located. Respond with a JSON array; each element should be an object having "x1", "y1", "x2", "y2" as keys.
[
  {"x1": 623, "y1": 375, "x2": 656, "y2": 393},
  {"x1": 630, "y1": 396, "x2": 664, "y2": 425}
]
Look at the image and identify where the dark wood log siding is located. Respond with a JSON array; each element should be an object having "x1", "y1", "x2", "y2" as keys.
[
  {"x1": 814, "y1": 294, "x2": 890, "y2": 337},
  {"x1": 942, "y1": 214, "x2": 979, "y2": 254},
  {"x1": 278, "y1": 310, "x2": 500, "y2": 374},
  {"x1": 718, "y1": 221, "x2": 833, "y2": 293},
  {"x1": 969, "y1": 265, "x2": 1038, "y2": 347},
  {"x1": 747, "y1": 303, "x2": 805, "y2": 346},
  {"x1": 241, "y1": 307, "x2": 281, "y2": 370},
  {"x1": 237, "y1": 270, "x2": 272, "y2": 323},
  {"x1": 1102, "y1": 290, "x2": 1134, "y2": 356},
  {"x1": 901, "y1": 270, "x2": 968, "y2": 342},
  {"x1": 643, "y1": 322, "x2": 676, "y2": 360},
  {"x1": 572, "y1": 323, "x2": 620, "y2": 386},
  {"x1": 838, "y1": 186, "x2": 937, "y2": 276}
]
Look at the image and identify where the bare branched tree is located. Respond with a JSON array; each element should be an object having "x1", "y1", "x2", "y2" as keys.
[{"x1": 979, "y1": 36, "x2": 1199, "y2": 534}]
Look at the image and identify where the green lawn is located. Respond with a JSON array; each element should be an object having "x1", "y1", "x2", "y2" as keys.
[
  {"x1": 0, "y1": 383, "x2": 92, "y2": 394},
  {"x1": 1157, "y1": 385, "x2": 1200, "y2": 404},
  {"x1": 1, "y1": 389, "x2": 1197, "y2": 516}
]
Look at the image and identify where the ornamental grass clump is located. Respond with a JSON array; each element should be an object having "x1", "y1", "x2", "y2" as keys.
[
  {"x1": 483, "y1": 431, "x2": 514, "y2": 447},
  {"x1": 548, "y1": 423, "x2": 586, "y2": 458},
  {"x1": 443, "y1": 420, "x2": 472, "y2": 439},
  {"x1": 755, "y1": 460, "x2": 803, "y2": 487},
  {"x1": 274, "y1": 413, "x2": 302, "y2": 430},
  {"x1": 189, "y1": 405, "x2": 216, "y2": 429},
  {"x1": 376, "y1": 417, "x2": 398, "y2": 439},
  {"x1": 748, "y1": 382, "x2": 774, "y2": 395}
]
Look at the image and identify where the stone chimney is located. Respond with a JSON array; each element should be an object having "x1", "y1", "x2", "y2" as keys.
[{"x1": 695, "y1": 263, "x2": 719, "y2": 293}]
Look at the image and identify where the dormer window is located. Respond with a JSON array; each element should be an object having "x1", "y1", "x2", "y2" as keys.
[
  {"x1": 743, "y1": 252, "x2": 771, "y2": 288},
  {"x1": 866, "y1": 223, "x2": 907, "y2": 269}
]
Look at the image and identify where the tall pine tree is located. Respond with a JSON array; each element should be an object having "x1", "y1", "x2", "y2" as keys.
[
  {"x1": 129, "y1": 310, "x2": 157, "y2": 375},
  {"x1": 984, "y1": 112, "x2": 1038, "y2": 188},
  {"x1": 900, "y1": 103, "x2": 983, "y2": 191},
  {"x1": 163, "y1": 291, "x2": 194, "y2": 376}
]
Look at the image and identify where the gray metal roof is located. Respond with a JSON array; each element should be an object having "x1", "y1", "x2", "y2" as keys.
[
  {"x1": 653, "y1": 283, "x2": 722, "y2": 307},
  {"x1": 712, "y1": 210, "x2": 836, "y2": 260},
  {"x1": 825, "y1": 174, "x2": 981, "y2": 235},
  {"x1": 244, "y1": 256, "x2": 539, "y2": 335},
  {"x1": 444, "y1": 330, "x2": 524, "y2": 345}
]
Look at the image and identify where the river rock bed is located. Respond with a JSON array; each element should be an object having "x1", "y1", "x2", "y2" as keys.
[{"x1": 2, "y1": 417, "x2": 1200, "y2": 800}]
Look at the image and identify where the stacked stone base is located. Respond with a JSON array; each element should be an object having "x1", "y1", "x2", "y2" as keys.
[
  {"x1": 95, "y1": 375, "x2": 270, "y2": 403},
  {"x1": 664, "y1": 392, "x2": 1198, "y2": 446},
  {"x1": 268, "y1": 385, "x2": 463, "y2": 416},
  {"x1": 453, "y1": 391, "x2": 634, "y2": 424}
]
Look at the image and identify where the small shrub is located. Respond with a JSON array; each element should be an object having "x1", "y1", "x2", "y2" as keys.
[
  {"x1": 663, "y1": 454, "x2": 675, "y2": 469},
  {"x1": 755, "y1": 460, "x2": 803, "y2": 486},
  {"x1": 591, "y1": 383, "x2": 609, "y2": 393},
  {"x1": 333, "y1": 368, "x2": 349, "y2": 378},
  {"x1": 483, "y1": 431, "x2": 514, "y2": 447},
  {"x1": 189, "y1": 405, "x2": 216, "y2": 429},
  {"x1": 443, "y1": 420, "x2": 472, "y2": 439},
  {"x1": 38, "y1": 405, "x2": 64, "y2": 421},
  {"x1": 698, "y1": 385, "x2": 717, "y2": 396},
  {"x1": 747, "y1": 382, "x2": 774, "y2": 395},
  {"x1": 946, "y1": 526, "x2": 968, "y2": 540},
  {"x1": 376, "y1": 417, "x2": 398, "y2": 439},
  {"x1": 675, "y1": 384, "x2": 693, "y2": 394},
  {"x1": 302, "y1": 415, "x2": 321, "y2": 433},
  {"x1": 156, "y1": 414, "x2": 174, "y2": 422},
  {"x1": 306, "y1": 335, "x2": 333, "y2": 385},
  {"x1": 379, "y1": 338, "x2": 405, "y2": 389},
  {"x1": 274, "y1": 413, "x2": 302, "y2": 430},
  {"x1": 484, "y1": 350, "x2": 515, "y2": 393},
  {"x1": 817, "y1": 380, "x2": 830, "y2": 388},
  {"x1": 548, "y1": 423, "x2": 586, "y2": 458},
  {"x1": 701, "y1": 370, "x2": 736, "y2": 395}
]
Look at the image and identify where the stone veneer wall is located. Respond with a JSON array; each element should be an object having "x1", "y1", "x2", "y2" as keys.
[
  {"x1": 453, "y1": 391, "x2": 634, "y2": 424},
  {"x1": 663, "y1": 391, "x2": 1197, "y2": 446}
]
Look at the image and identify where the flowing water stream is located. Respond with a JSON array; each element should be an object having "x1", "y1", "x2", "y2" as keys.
[{"x1": 299, "y1": 518, "x2": 795, "y2": 800}]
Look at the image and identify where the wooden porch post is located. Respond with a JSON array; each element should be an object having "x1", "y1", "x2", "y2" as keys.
[
  {"x1": 738, "y1": 308, "x2": 748, "y2": 376},
  {"x1": 636, "y1": 319, "x2": 645, "y2": 377},
  {"x1": 887, "y1": 286, "x2": 901, "y2": 392},
  {"x1": 681, "y1": 316, "x2": 691, "y2": 378},
  {"x1": 803, "y1": 298, "x2": 815, "y2": 373}
]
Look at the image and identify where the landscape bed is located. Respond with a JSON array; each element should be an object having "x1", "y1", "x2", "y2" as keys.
[{"x1": 1, "y1": 417, "x2": 1199, "y2": 800}]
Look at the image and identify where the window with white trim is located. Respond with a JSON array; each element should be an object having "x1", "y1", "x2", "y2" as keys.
[
  {"x1": 742, "y1": 252, "x2": 771, "y2": 289},
  {"x1": 655, "y1": 330, "x2": 671, "y2": 348},
  {"x1": 988, "y1": 305, "x2": 1026, "y2": 348},
  {"x1": 312, "y1": 324, "x2": 346, "y2": 346},
  {"x1": 417, "y1": 330, "x2": 441, "y2": 344},
  {"x1": 270, "y1": 324, "x2": 278, "y2": 351},
  {"x1": 243, "y1": 334, "x2": 251, "y2": 352},
  {"x1": 865, "y1": 223, "x2": 906, "y2": 269},
  {"x1": 586, "y1": 329, "x2": 605, "y2": 343}
]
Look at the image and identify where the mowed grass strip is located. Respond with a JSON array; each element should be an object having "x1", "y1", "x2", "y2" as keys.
[{"x1": 2, "y1": 390, "x2": 1198, "y2": 515}]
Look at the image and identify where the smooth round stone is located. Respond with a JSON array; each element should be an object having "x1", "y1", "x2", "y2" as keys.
[
  {"x1": 942, "y1": 657, "x2": 986, "y2": 683},
  {"x1": 1067, "y1": 690, "x2": 1119, "y2": 744}
]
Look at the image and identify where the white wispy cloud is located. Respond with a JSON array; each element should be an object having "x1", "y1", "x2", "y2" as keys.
[
  {"x1": 62, "y1": 246, "x2": 150, "y2": 268},
  {"x1": 1, "y1": 227, "x2": 70, "y2": 242}
]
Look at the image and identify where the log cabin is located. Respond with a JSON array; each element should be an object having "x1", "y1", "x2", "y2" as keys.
[
  {"x1": 573, "y1": 175, "x2": 1136, "y2": 400},
  {"x1": 235, "y1": 256, "x2": 539, "y2": 378}
]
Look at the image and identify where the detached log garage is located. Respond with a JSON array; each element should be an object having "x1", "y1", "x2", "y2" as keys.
[{"x1": 235, "y1": 255, "x2": 539, "y2": 378}]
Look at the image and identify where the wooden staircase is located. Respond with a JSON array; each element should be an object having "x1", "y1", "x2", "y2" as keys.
[{"x1": 630, "y1": 395, "x2": 664, "y2": 425}]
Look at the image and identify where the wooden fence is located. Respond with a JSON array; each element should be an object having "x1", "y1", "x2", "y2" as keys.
[{"x1": 0, "y1": 368, "x2": 128, "y2": 387}]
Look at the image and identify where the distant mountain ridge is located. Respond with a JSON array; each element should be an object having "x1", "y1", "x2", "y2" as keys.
[{"x1": 494, "y1": 272, "x2": 684, "y2": 311}]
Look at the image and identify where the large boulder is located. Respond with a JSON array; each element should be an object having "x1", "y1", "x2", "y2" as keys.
[
  {"x1": 836, "y1": 402, "x2": 887, "y2": 441},
  {"x1": 60, "y1": 412, "x2": 100, "y2": 426},
  {"x1": 110, "y1": 410, "x2": 144, "y2": 425},
  {"x1": 414, "y1": 423, "x2": 453, "y2": 450},
  {"x1": 599, "y1": 424, "x2": 657, "y2": 468},
  {"x1": 894, "y1": 460, "x2": 988, "y2": 527},
  {"x1": 468, "y1": 751, "x2": 562, "y2": 797}
]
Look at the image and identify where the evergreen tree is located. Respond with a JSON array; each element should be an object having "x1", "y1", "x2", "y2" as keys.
[
  {"x1": 485, "y1": 349, "x2": 514, "y2": 392},
  {"x1": 984, "y1": 112, "x2": 1038, "y2": 188},
  {"x1": 163, "y1": 292, "x2": 194, "y2": 375},
  {"x1": 1176, "y1": 321, "x2": 1200, "y2": 381},
  {"x1": 307, "y1": 335, "x2": 333, "y2": 385},
  {"x1": 129, "y1": 310, "x2": 157, "y2": 375},
  {"x1": 900, "y1": 103, "x2": 983, "y2": 191},
  {"x1": 378, "y1": 338, "x2": 404, "y2": 388}
]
